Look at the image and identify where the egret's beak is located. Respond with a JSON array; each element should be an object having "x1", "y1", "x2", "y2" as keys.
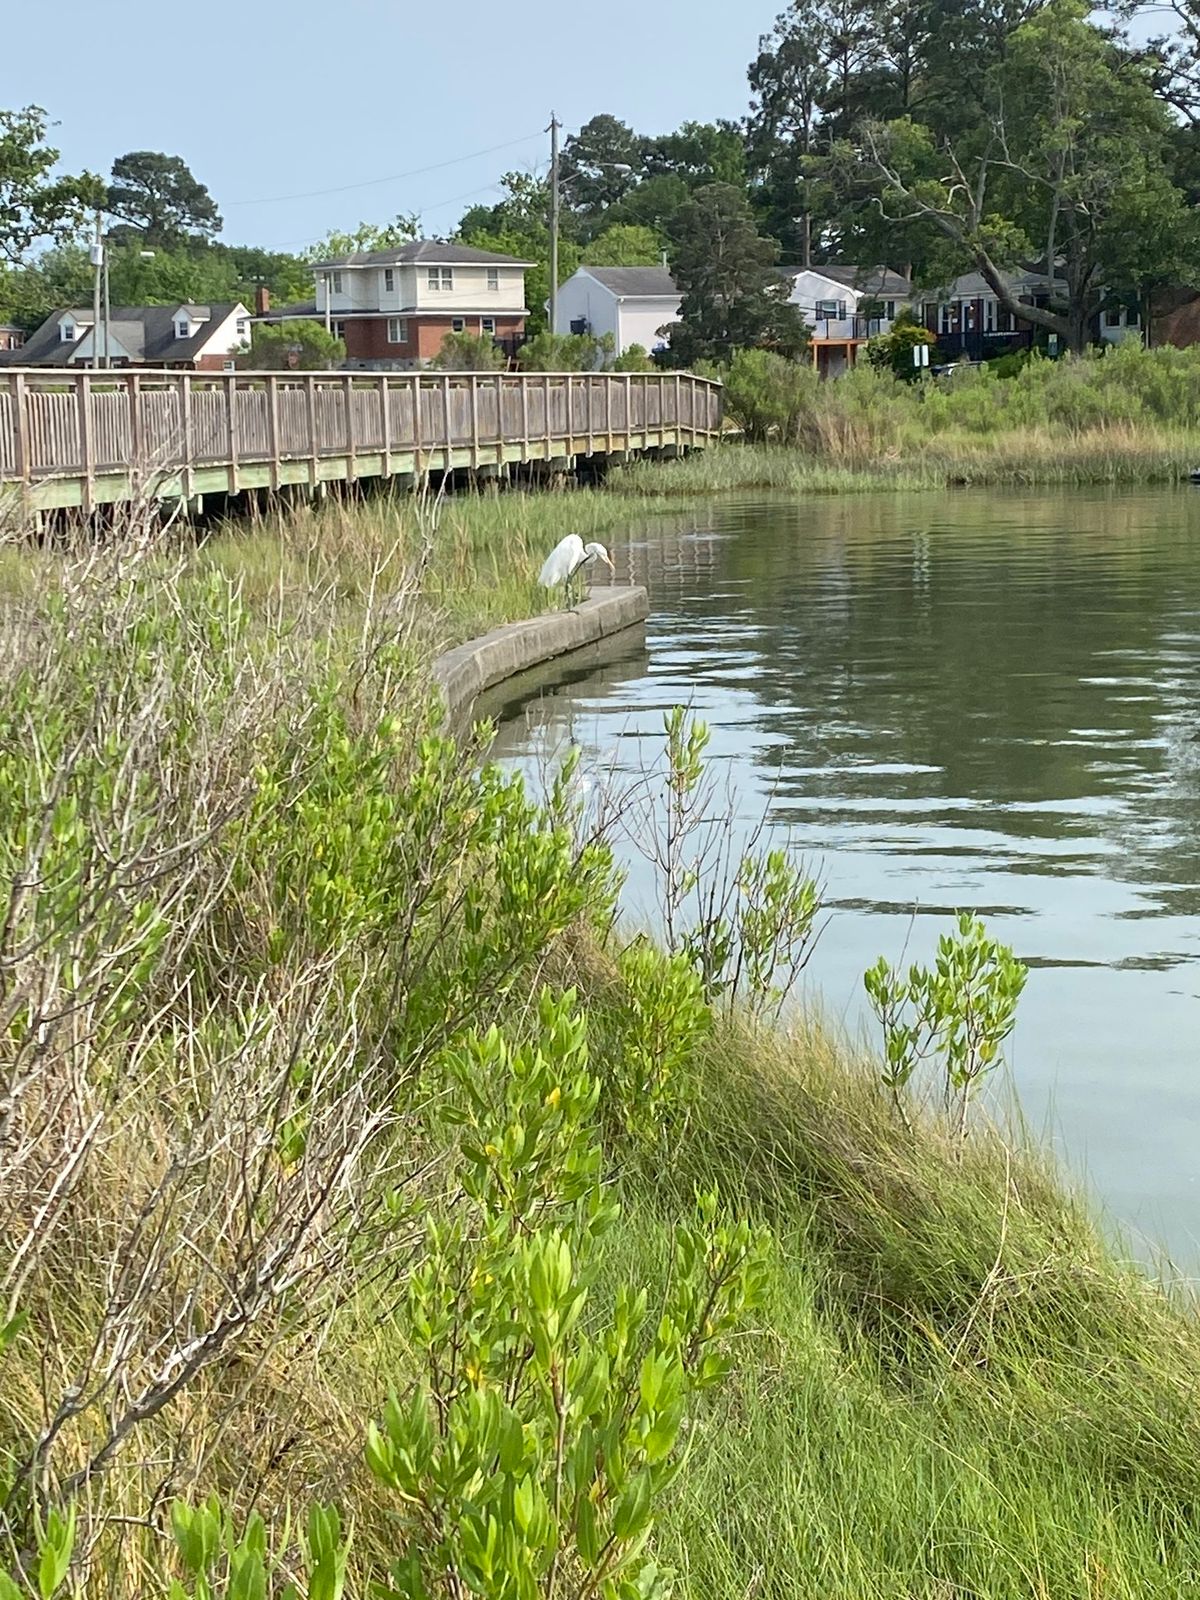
[{"x1": 600, "y1": 554, "x2": 615, "y2": 576}]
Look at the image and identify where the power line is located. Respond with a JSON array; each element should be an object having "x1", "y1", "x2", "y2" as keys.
[
  {"x1": 251, "y1": 174, "x2": 520, "y2": 253},
  {"x1": 225, "y1": 131, "x2": 545, "y2": 208}
]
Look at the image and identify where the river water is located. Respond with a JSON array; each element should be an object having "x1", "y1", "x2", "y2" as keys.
[{"x1": 488, "y1": 489, "x2": 1200, "y2": 1264}]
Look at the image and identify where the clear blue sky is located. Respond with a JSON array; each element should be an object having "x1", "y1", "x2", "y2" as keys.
[{"x1": 4, "y1": 0, "x2": 762, "y2": 251}]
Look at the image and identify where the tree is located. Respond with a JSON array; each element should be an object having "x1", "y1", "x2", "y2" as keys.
[
  {"x1": 240, "y1": 318, "x2": 344, "y2": 370},
  {"x1": 559, "y1": 115, "x2": 641, "y2": 215},
  {"x1": 517, "y1": 329, "x2": 614, "y2": 370},
  {"x1": 855, "y1": 0, "x2": 1199, "y2": 351},
  {"x1": 0, "y1": 105, "x2": 101, "y2": 266},
  {"x1": 429, "y1": 330, "x2": 506, "y2": 369},
  {"x1": 865, "y1": 306, "x2": 935, "y2": 378},
  {"x1": 582, "y1": 225, "x2": 664, "y2": 266},
  {"x1": 301, "y1": 215, "x2": 420, "y2": 261},
  {"x1": 643, "y1": 121, "x2": 749, "y2": 189},
  {"x1": 664, "y1": 184, "x2": 809, "y2": 365},
  {"x1": 106, "y1": 151, "x2": 221, "y2": 247}
]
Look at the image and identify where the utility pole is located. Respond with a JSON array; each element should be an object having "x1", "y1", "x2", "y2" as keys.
[
  {"x1": 102, "y1": 238, "x2": 112, "y2": 370},
  {"x1": 548, "y1": 111, "x2": 561, "y2": 340},
  {"x1": 90, "y1": 211, "x2": 104, "y2": 370}
]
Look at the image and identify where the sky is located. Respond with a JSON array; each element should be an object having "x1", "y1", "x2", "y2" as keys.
[{"x1": 3, "y1": 0, "x2": 762, "y2": 252}]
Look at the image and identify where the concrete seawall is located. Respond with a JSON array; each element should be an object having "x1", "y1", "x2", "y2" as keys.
[{"x1": 433, "y1": 584, "x2": 650, "y2": 727}]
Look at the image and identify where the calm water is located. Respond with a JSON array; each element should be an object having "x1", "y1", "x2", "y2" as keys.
[{"x1": 488, "y1": 490, "x2": 1200, "y2": 1263}]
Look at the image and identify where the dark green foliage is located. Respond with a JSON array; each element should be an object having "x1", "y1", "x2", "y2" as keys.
[
  {"x1": 241, "y1": 318, "x2": 344, "y2": 369},
  {"x1": 0, "y1": 105, "x2": 101, "y2": 267},
  {"x1": 106, "y1": 150, "x2": 222, "y2": 247},
  {"x1": 665, "y1": 185, "x2": 809, "y2": 365}
]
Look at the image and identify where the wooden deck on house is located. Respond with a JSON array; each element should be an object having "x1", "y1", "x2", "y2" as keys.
[{"x1": 0, "y1": 369, "x2": 723, "y2": 512}]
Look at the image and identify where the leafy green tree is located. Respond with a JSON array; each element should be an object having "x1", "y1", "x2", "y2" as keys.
[
  {"x1": 240, "y1": 318, "x2": 344, "y2": 369},
  {"x1": 559, "y1": 113, "x2": 641, "y2": 215},
  {"x1": 516, "y1": 329, "x2": 613, "y2": 370},
  {"x1": 665, "y1": 184, "x2": 809, "y2": 365},
  {"x1": 582, "y1": 224, "x2": 664, "y2": 266},
  {"x1": 430, "y1": 330, "x2": 507, "y2": 369},
  {"x1": 611, "y1": 341, "x2": 657, "y2": 371},
  {"x1": 856, "y1": 0, "x2": 1198, "y2": 351},
  {"x1": 866, "y1": 307, "x2": 936, "y2": 379},
  {"x1": 0, "y1": 105, "x2": 101, "y2": 265},
  {"x1": 106, "y1": 151, "x2": 221, "y2": 246},
  {"x1": 301, "y1": 214, "x2": 420, "y2": 261},
  {"x1": 643, "y1": 120, "x2": 749, "y2": 188}
]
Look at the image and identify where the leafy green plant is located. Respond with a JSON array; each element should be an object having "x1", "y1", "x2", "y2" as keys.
[
  {"x1": 864, "y1": 912, "x2": 1028, "y2": 1136},
  {"x1": 166, "y1": 1496, "x2": 349, "y2": 1600},
  {"x1": 429, "y1": 332, "x2": 507, "y2": 371},
  {"x1": 365, "y1": 992, "x2": 770, "y2": 1600}
]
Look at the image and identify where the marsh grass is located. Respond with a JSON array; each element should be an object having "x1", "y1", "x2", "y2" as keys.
[{"x1": 3, "y1": 472, "x2": 1200, "y2": 1597}]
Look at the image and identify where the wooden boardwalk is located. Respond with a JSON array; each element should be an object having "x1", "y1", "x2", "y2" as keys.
[{"x1": 0, "y1": 369, "x2": 722, "y2": 512}]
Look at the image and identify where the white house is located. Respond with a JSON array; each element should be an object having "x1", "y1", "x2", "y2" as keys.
[
  {"x1": 12, "y1": 302, "x2": 252, "y2": 370},
  {"x1": 553, "y1": 266, "x2": 680, "y2": 358},
  {"x1": 787, "y1": 266, "x2": 913, "y2": 377}
]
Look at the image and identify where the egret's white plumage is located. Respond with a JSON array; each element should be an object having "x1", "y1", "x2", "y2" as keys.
[{"x1": 539, "y1": 535, "x2": 614, "y2": 603}]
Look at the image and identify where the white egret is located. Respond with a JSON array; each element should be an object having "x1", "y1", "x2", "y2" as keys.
[{"x1": 539, "y1": 535, "x2": 615, "y2": 608}]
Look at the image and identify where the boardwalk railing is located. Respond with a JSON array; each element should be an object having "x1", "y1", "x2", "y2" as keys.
[{"x1": 0, "y1": 369, "x2": 723, "y2": 511}]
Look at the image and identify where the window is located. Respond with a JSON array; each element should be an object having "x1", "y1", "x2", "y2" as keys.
[
  {"x1": 451, "y1": 317, "x2": 466, "y2": 333},
  {"x1": 383, "y1": 268, "x2": 395, "y2": 292},
  {"x1": 236, "y1": 318, "x2": 249, "y2": 338},
  {"x1": 332, "y1": 320, "x2": 347, "y2": 339},
  {"x1": 983, "y1": 298, "x2": 996, "y2": 333},
  {"x1": 938, "y1": 303, "x2": 957, "y2": 335},
  {"x1": 487, "y1": 268, "x2": 499, "y2": 291},
  {"x1": 175, "y1": 319, "x2": 190, "y2": 340},
  {"x1": 1104, "y1": 308, "x2": 1123, "y2": 328},
  {"x1": 427, "y1": 267, "x2": 453, "y2": 291},
  {"x1": 387, "y1": 317, "x2": 408, "y2": 343},
  {"x1": 481, "y1": 317, "x2": 496, "y2": 334},
  {"x1": 815, "y1": 299, "x2": 841, "y2": 320},
  {"x1": 884, "y1": 300, "x2": 896, "y2": 320},
  {"x1": 331, "y1": 271, "x2": 344, "y2": 293},
  {"x1": 60, "y1": 321, "x2": 74, "y2": 343}
]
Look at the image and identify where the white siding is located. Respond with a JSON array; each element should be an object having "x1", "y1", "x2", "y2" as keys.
[
  {"x1": 553, "y1": 271, "x2": 678, "y2": 356},
  {"x1": 196, "y1": 305, "x2": 253, "y2": 361},
  {"x1": 409, "y1": 264, "x2": 527, "y2": 312},
  {"x1": 614, "y1": 296, "x2": 677, "y2": 355}
]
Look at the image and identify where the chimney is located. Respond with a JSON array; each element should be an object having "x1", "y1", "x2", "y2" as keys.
[{"x1": 255, "y1": 284, "x2": 271, "y2": 316}]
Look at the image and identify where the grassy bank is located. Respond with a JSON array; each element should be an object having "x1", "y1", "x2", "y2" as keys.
[
  {"x1": 615, "y1": 342, "x2": 1200, "y2": 492},
  {"x1": 2, "y1": 513, "x2": 1199, "y2": 1600}
]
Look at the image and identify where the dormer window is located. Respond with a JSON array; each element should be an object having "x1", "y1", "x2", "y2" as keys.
[
  {"x1": 59, "y1": 319, "x2": 75, "y2": 343},
  {"x1": 175, "y1": 317, "x2": 191, "y2": 340}
]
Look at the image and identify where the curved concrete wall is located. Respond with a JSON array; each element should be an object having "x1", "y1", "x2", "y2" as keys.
[{"x1": 433, "y1": 584, "x2": 649, "y2": 727}]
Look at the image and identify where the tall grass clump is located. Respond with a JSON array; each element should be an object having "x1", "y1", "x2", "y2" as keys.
[
  {"x1": 615, "y1": 341, "x2": 1200, "y2": 493},
  {"x1": 1, "y1": 514, "x2": 1200, "y2": 1598}
]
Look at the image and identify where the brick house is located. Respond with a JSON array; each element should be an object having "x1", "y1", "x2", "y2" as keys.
[
  {"x1": 920, "y1": 271, "x2": 1142, "y2": 359},
  {"x1": 0, "y1": 324, "x2": 24, "y2": 354},
  {"x1": 8, "y1": 303, "x2": 252, "y2": 370},
  {"x1": 259, "y1": 241, "x2": 532, "y2": 369}
]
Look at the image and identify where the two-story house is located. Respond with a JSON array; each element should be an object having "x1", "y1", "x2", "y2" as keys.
[
  {"x1": 266, "y1": 241, "x2": 533, "y2": 369},
  {"x1": 786, "y1": 266, "x2": 914, "y2": 376}
]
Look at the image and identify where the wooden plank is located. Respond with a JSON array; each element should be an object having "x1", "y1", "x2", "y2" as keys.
[
  {"x1": 306, "y1": 375, "x2": 318, "y2": 486},
  {"x1": 266, "y1": 375, "x2": 280, "y2": 489},
  {"x1": 442, "y1": 375, "x2": 453, "y2": 473},
  {"x1": 344, "y1": 374, "x2": 356, "y2": 480},
  {"x1": 520, "y1": 373, "x2": 530, "y2": 455},
  {"x1": 12, "y1": 374, "x2": 29, "y2": 492},
  {"x1": 380, "y1": 376, "x2": 392, "y2": 478},
  {"x1": 76, "y1": 373, "x2": 94, "y2": 514},
  {"x1": 412, "y1": 375, "x2": 423, "y2": 473},
  {"x1": 470, "y1": 375, "x2": 480, "y2": 468},
  {"x1": 225, "y1": 373, "x2": 238, "y2": 492},
  {"x1": 181, "y1": 374, "x2": 194, "y2": 500}
]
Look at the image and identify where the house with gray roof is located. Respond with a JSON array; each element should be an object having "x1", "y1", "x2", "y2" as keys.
[
  {"x1": 260, "y1": 239, "x2": 534, "y2": 369},
  {"x1": 918, "y1": 269, "x2": 1143, "y2": 358},
  {"x1": 10, "y1": 302, "x2": 251, "y2": 370},
  {"x1": 552, "y1": 266, "x2": 680, "y2": 359}
]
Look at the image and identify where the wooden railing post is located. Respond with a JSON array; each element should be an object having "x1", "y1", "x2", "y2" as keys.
[
  {"x1": 343, "y1": 374, "x2": 355, "y2": 481},
  {"x1": 674, "y1": 372, "x2": 682, "y2": 445},
  {"x1": 225, "y1": 373, "x2": 237, "y2": 492},
  {"x1": 626, "y1": 373, "x2": 634, "y2": 439},
  {"x1": 469, "y1": 374, "x2": 480, "y2": 469},
  {"x1": 380, "y1": 375, "x2": 392, "y2": 478},
  {"x1": 266, "y1": 374, "x2": 280, "y2": 490},
  {"x1": 544, "y1": 372, "x2": 552, "y2": 457},
  {"x1": 181, "y1": 373, "x2": 194, "y2": 502},
  {"x1": 76, "y1": 372, "x2": 94, "y2": 514},
  {"x1": 306, "y1": 375, "x2": 318, "y2": 487},
  {"x1": 12, "y1": 373, "x2": 29, "y2": 493},
  {"x1": 442, "y1": 376, "x2": 453, "y2": 472},
  {"x1": 412, "y1": 375, "x2": 423, "y2": 473},
  {"x1": 127, "y1": 372, "x2": 143, "y2": 477},
  {"x1": 520, "y1": 373, "x2": 530, "y2": 457}
]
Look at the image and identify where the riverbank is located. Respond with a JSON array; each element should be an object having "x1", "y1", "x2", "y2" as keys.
[{"x1": 3, "y1": 505, "x2": 1200, "y2": 1598}]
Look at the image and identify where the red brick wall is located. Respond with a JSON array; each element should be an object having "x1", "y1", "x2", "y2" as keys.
[
  {"x1": 1152, "y1": 293, "x2": 1200, "y2": 349},
  {"x1": 344, "y1": 315, "x2": 525, "y2": 364}
]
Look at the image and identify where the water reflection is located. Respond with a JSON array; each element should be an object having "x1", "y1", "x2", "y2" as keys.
[{"x1": 491, "y1": 489, "x2": 1200, "y2": 1263}]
